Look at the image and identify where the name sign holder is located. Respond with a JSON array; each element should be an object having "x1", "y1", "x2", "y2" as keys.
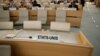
[{"x1": 33, "y1": 34, "x2": 61, "y2": 42}]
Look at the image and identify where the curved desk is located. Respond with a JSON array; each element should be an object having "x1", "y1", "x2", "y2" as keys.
[{"x1": 0, "y1": 30, "x2": 93, "y2": 56}]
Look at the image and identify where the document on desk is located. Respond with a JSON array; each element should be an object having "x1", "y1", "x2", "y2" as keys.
[
  {"x1": 14, "y1": 30, "x2": 78, "y2": 44},
  {"x1": 14, "y1": 30, "x2": 61, "y2": 43},
  {"x1": 0, "y1": 30, "x2": 20, "y2": 38}
]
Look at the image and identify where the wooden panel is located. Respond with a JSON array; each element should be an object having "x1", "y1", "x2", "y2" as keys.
[
  {"x1": 95, "y1": 0, "x2": 100, "y2": 7},
  {"x1": 47, "y1": 17, "x2": 55, "y2": 25},
  {"x1": 66, "y1": 10, "x2": 83, "y2": 18},
  {"x1": 66, "y1": 17, "x2": 81, "y2": 27},
  {"x1": 79, "y1": 32, "x2": 93, "y2": 47},
  {"x1": 0, "y1": 41, "x2": 92, "y2": 56},
  {"x1": 78, "y1": 32, "x2": 93, "y2": 56},
  {"x1": 29, "y1": 10, "x2": 37, "y2": 16},
  {"x1": 10, "y1": 10, "x2": 18, "y2": 17},
  {"x1": 47, "y1": 9, "x2": 56, "y2": 17},
  {"x1": 0, "y1": 32, "x2": 93, "y2": 56},
  {"x1": 29, "y1": 16, "x2": 37, "y2": 20},
  {"x1": 10, "y1": 17, "x2": 19, "y2": 22}
]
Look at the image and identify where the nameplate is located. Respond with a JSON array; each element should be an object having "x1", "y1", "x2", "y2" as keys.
[
  {"x1": 5, "y1": 34, "x2": 16, "y2": 39},
  {"x1": 34, "y1": 34, "x2": 61, "y2": 41},
  {"x1": 9, "y1": 8, "x2": 16, "y2": 10}
]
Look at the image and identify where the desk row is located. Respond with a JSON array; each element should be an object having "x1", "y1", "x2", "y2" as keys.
[{"x1": 0, "y1": 8, "x2": 83, "y2": 17}]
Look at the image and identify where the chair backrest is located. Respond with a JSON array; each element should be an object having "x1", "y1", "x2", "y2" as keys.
[
  {"x1": 0, "y1": 45, "x2": 11, "y2": 56},
  {"x1": 19, "y1": 8, "x2": 27, "y2": 10},
  {"x1": 37, "y1": 8, "x2": 47, "y2": 24},
  {"x1": 0, "y1": 6, "x2": 3, "y2": 10},
  {"x1": 56, "y1": 9, "x2": 66, "y2": 22},
  {"x1": 26, "y1": 2, "x2": 32, "y2": 8},
  {"x1": 64, "y1": 8, "x2": 77, "y2": 11},
  {"x1": 23, "y1": 21, "x2": 42, "y2": 30},
  {"x1": 42, "y1": 2, "x2": 48, "y2": 7},
  {"x1": 45, "y1": 7, "x2": 53, "y2": 10},
  {"x1": 32, "y1": 7, "x2": 38, "y2": 10},
  {"x1": 9, "y1": 8, "x2": 17, "y2": 10},
  {"x1": 37, "y1": 7, "x2": 45, "y2": 10},
  {"x1": 19, "y1": 8, "x2": 28, "y2": 17},
  {"x1": 16, "y1": 8, "x2": 28, "y2": 24},
  {"x1": 0, "y1": 11, "x2": 10, "y2": 21},
  {"x1": 0, "y1": 21, "x2": 13, "y2": 30},
  {"x1": 50, "y1": 3, "x2": 55, "y2": 9},
  {"x1": 59, "y1": 3, "x2": 65, "y2": 8},
  {"x1": 50, "y1": 22, "x2": 70, "y2": 31}
]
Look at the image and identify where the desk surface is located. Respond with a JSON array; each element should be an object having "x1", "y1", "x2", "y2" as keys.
[{"x1": 0, "y1": 30, "x2": 80, "y2": 44}]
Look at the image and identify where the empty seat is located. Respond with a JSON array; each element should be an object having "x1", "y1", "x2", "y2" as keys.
[
  {"x1": 50, "y1": 3, "x2": 55, "y2": 9},
  {"x1": 56, "y1": 9, "x2": 66, "y2": 22},
  {"x1": 50, "y1": 22, "x2": 70, "y2": 31},
  {"x1": 0, "y1": 45, "x2": 11, "y2": 56},
  {"x1": 42, "y1": 2, "x2": 49, "y2": 7},
  {"x1": 16, "y1": 8, "x2": 28, "y2": 24},
  {"x1": 0, "y1": 11, "x2": 10, "y2": 21},
  {"x1": 23, "y1": 21, "x2": 42, "y2": 30},
  {"x1": 0, "y1": 21, "x2": 13, "y2": 30},
  {"x1": 26, "y1": 2, "x2": 32, "y2": 9},
  {"x1": 59, "y1": 3, "x2": 65, "y2": 8},
  {"x1": 37, "y1": 8, "x2": 47, "y2": 24}
]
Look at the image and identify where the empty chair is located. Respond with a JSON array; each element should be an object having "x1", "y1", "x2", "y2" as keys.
[
  {"x1": 59, "y1": 3, "x2": 65, "y2": 8},
  {"x1": 56, "y1": 9, "x2": 66, "y2": 22},
  {"x1": 16, "y1": 8, "x2": 28, "y2": 24},
  {"x1": 37, "y1": 8, "x2": 47, "y2": 24},
  {"x1": 0, "y1": 45, "x2": 11, "y2": 56},
  {"x1": 23, "y1": 21, "x2": 42, "y2": 30},
  {"x1": 0, "y1": 11, "x2": 10, "y2": 21},
  {"x1": 0, "y1": 21, "x2": 13, "y2": 30},
  {"x1": 42, "y1": 2, "x2": 49, "y2": 8},
  {"x1": 26, "y1": 2, "x2": 32, "y2": 9},
  {"x1": 50, "y1": 3, "x2": 55, "y2": 9},
  {"x1": 50, "y1": 22, "x2": 70, "y2": 31}
]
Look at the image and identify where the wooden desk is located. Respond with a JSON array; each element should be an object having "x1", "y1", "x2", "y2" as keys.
[{"x1": 0, "y1": 30, "x2": 93, "y2": 56}]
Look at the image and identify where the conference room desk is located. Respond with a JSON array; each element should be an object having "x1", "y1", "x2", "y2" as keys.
[{"x1": 0, "y1": 30, "x2": 93, "y2": 56}]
